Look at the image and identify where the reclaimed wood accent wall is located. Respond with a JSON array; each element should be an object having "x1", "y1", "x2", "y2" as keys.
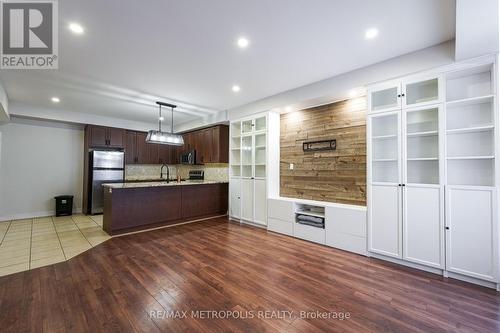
[{"x1": 280, "y1": 97, "x2": 367, "y2": 206}]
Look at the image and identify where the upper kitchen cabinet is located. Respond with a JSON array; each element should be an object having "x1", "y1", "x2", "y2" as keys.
[
  {"x1": 182, "y1": 132, "x2": 194, "y2": 151},
  {"x1": 125, "y1": 131, "x2": 160, "y2": 164},
  {"x1": 158, "y1": 145, "x2": 174, "y2": 165},
  {"x1": 122, "y1": 125, "x2": 228, "y2": 165},
  {"x1": 211, "y1": 125, "x2": 229, "y2": 163},
  {"x1": 86, "y1": 125, "x2": 125, "y2": 148},
  {"x1": 180, "y1": 125, "x2": 229, "y2": 164},
  {"x1": 125, "y1": 131, "x2": 137, "y2": 164}
]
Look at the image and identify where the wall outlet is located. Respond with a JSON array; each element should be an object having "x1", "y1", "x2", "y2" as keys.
[{"x1": 289, "y1": 163, "x2": 294, "y2": 170}]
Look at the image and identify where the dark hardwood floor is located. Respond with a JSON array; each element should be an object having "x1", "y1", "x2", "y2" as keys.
[{"x1": 1, "y1": 217, "x2": 499, "y2": 332}]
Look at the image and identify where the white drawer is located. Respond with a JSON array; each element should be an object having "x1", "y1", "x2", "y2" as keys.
[
  {"x1": 293, "y1": 222, "x2": 325, "y2": 244},
  {"x1": 268, "y1": 218, "x2": 293, "y2": 236},
  {"x1": 268, "y1": 199, "x2": 294, "y2": 222},
  {"x1": 325, "y1": 206, "x2": 366, "y2": 237},
  {"x1": 326, "y1": 232, "x2": 367, "y2": 255}
]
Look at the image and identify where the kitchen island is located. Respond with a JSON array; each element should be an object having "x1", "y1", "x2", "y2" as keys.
[{"x1": 102, "y1": 180, "x2": 228, "y2": 235}]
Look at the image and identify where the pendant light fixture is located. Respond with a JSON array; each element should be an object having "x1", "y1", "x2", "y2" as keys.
[{"x1": 146, "y1": 101, "x2": 185, "y2": 146}]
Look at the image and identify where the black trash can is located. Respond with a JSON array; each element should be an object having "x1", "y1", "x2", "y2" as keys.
[{"x1": 54, "y1": 195, "x2": 74, "y2": 217}]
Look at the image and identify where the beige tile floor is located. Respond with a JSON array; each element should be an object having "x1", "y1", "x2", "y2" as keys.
[{"x1": 0, "y1": 214, "x2": 111, "y2": 277}]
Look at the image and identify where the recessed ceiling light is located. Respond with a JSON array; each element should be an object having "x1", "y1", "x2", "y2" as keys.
[
  {"x1": 285, "y1": 106, "x2": 292, "y2": 112},
  {"x1": 348, "y1": 90, "x2": 358, "y2": 98},
  {"x1": 237, "y1": 37, "x2": 249, "y2": 49},
  {"x1": 158, "y1": 116, "x2": 164, "y2": 121},
  {"x1": 232, "y1": 85, "x2": 241, "y2": 93},
  {"x1": 51, "y1": 97, "x2": 60, "y2": 103},
  {"x1": 365, "y1": 28, "x2": 378, "y2": 40},
  {"x1": 69, "y1": 23, "x2": 84, "y2": 34}
]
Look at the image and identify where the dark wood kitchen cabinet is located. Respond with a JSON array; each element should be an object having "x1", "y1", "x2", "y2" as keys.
[
  {"x1": 126, "y1": 131, "x2": 150, "y2": 164},
  {"x1": 103, "y1": 183, "x2": 228, "y2": 235},
  {"x1": 100, "y1": 125, "x2": 228, "y2": 166},
  {"x1": 126, "y1": 130, "x2": 174, "y2": 165},
  {"x1": 211, "y1": 125, "x2": 229, "y2": 163},
  {"x1": 178, "y1": 125, "x2": 228, "y2": 164},
  {"x1": 158, "y1": 145, "x2": 174, "y2": 164},
  {"x1": 125, "y1": 131, "x2": 137, "y2": 164},
  {"x1": 86, "y1": 125, "x2": 125, "y2": 148},
  {"x1": 200, "y1": 128, "x2": 212, "y2": 163}
]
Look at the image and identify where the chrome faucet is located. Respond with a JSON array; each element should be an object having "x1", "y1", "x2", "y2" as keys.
[{"x1": 160, "y1": 164, "x2": 170, "y2": 183}]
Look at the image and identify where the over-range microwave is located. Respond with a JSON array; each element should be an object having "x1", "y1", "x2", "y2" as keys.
[{"x1": 181, "y1": 150, "x2": 196, "y2": 165}]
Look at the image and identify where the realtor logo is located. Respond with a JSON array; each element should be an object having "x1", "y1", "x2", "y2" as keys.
[{"x1": 0, "y1": 0, "x2": 58, "y2": 69}]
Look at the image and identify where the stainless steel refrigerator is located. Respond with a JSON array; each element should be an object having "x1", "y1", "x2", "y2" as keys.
[{"x1": 89, "y1": 150, "x2": 124, "y2": 214}]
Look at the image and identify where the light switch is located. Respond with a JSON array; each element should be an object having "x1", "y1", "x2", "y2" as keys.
[{"x1": 289, "y1": 163, "x2": 294, "y2": 170}]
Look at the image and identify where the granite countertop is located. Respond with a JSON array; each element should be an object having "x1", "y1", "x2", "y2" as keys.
[{"x1": 103, "y1": 180, "x2": 229, "y2": 189}]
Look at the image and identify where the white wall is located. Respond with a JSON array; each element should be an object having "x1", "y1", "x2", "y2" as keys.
[
  {"x1": 455, "y1": 0, "x2": 499, "y2": 61},
  {"x1": 0, "y1": 81, "x2": 9, "y2": 123},
  {"x1": 227, "y1": 41, "x2": 455, "y2": 120},
  {"x1": 0, "y1": 117, "x2": 84, "y2": 221}
]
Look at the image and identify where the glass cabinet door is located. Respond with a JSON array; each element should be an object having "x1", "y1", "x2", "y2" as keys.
[
  {"x1": 405, "y1": 107, "x2": 439, "y2": 184},
  {"x1": 255, "y1": 116, "x2": 266, "y2": 132},
  {"x1": 242, "y1": 120, "x2": 253, "y2": 134},
  {"x1": 370, "y1": 83, "x2": 401, "y2": 113},
  {"x1": 241, "y1": 136, "x2": 253, "y2": 177},
  {"x1": 370, "y1": 112, "x2": 400, "y2": 183},
  {"x1": 404, "y1": 77, "x2": 440, "y2": 108}
]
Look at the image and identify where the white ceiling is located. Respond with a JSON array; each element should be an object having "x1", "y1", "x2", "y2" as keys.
[{"x1": 0, "y1": 0, "x2": 455, "y2": 127}]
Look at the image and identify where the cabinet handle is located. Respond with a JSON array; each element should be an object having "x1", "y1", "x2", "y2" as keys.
[
  {"x1": 401, "y1": 93, "x2": 405, "y2": 97},
  {"x1": 445, "y1": 226, "x2": 450, "y2": 230},
  {"x1": 397, "y1": 94, "x2": 401, "y2": 98},
  {"x1": 402, "y1": 184, "x2": 406, "y2": 187}
]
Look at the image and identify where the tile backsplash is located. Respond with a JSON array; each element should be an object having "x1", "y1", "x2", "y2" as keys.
[{"x1": 125, "y1": 164, "x2": 229, "y2": 182}]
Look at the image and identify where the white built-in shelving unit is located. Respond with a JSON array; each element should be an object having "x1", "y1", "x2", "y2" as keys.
[
  {"x1": 445, "y1": 64, "x2": 496, "y2": 187},
  {"x1": 229, "y1": 112, "x2": 280, "y2": 226},
  {"x1": 367, "y1": 56, "x2": 499, "y2": 289}
]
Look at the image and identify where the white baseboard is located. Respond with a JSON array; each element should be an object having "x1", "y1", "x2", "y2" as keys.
[
  {"x1": 370, "y1": 253, "x2": 442, "y2": 275},
  {"x1": 369, "y1": 252, "x2": 499, "y2": 290},
  {"x1": 0, "y1": 208, "x2": 82, "y2": 222}
]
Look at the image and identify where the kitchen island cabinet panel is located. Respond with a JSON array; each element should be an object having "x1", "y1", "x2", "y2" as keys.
[
  {"x1": 103, "y1": 182, "x2": 228, "y2": 235},
  {"x1": 181, "y1": 184, "x2": 228, "y2": 219},
  {"x1": 105, "y1": 186, "x2": 182, "y2": 232}
]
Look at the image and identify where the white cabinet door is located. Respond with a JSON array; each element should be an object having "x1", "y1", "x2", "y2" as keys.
[
  {"x1": 229, "y1": 178, "x2": 241, "y2": 219},
  {"x1": 403, "y1": 185, "x2": 444, "y2": 268},
  {"x1": 368, "y1": 80, "x2": 401, "y2": 114},
  {"x1": 268, "y1": 199, "x2": 293, "y2": 222},
  {"x1": 368, "y1": 184, "x2": 402, "y2": 258},
  {"x1": 241, "y1": 179, "x2": 254, "y2": 221},
  {"x1": 446, "y1": 187, "x2": 498, "y2": 282},
  {"x1": 325, "y1": 206, "x2": 367, "y2": 255},
  {"x1": 254, "y1": 179, "x2": 267, "y2": 225},
  {"x1": 402, "y1": 74, "x2": 442, "y2": 109}
]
